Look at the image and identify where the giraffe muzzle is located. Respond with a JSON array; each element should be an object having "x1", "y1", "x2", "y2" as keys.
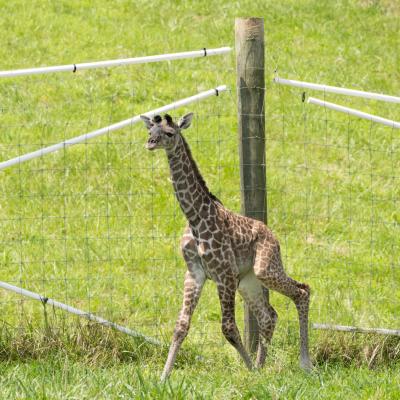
[{"x1": 146, "y1": 139, "x2": 158, "y2": 150}]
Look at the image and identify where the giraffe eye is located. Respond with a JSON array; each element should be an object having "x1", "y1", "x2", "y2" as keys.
[{"x1": 164, "y1": 132, "x2": 173, "y2": 138}]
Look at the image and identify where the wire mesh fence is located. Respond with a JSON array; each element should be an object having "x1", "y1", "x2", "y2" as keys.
[
  {"x1": 0, "y1": 43, "x2": 399, "y2": 358},
  {"x1": 0, "y1": 50, "x2": 240, "y2": 348},
  {"x1": 269, "y1": 82, "x2": 400, "y2": 331}
]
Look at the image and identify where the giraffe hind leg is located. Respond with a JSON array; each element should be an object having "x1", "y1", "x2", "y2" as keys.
[
  {"x1": 238, "y1": 271, "x2": 278, "y2": 368},
  {"x1": 253, "y1": 238, "x2": 313, "y2": 371}
]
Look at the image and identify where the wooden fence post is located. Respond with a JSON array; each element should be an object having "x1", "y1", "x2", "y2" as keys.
[{"x1": 235, "y1": 17, "x2": 266, "y2": 354}]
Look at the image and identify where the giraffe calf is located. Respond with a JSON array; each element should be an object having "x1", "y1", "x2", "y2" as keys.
[{"x1": 140, "y1": 113, "x2": 312, "y2": 380}]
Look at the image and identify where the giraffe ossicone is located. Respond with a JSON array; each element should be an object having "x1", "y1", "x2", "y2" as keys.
[{"x1": 140, "y1": 113, "x2": 312, "y2": 380}]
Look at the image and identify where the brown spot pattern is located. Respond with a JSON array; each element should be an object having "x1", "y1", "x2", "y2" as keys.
[{"x1": 142, "y1": 114, "x2": 312, "y2": 380}]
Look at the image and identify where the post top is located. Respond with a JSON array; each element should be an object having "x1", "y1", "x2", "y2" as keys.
[
  {"x1": 235, "y1": 17, "x2": 264, "y2": 41},
  {"x1": 235, "y1": 17, "x2": 264, "y2": 22}
]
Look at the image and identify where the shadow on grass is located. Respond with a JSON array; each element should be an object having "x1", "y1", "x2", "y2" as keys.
[
  {"x1": 313, "y1": 331, "x2": 400, "y2": 369},
  {"x1": 2, "y1": 319, "x2": 400, "y2": 375},
  {"x1": 0, "y1": 320, "x2": 200, "y2": 369}
]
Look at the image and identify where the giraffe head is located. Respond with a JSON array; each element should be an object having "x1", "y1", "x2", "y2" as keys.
[{"x1": 140, "y1": 113, "x2": 193, "y2": 151}]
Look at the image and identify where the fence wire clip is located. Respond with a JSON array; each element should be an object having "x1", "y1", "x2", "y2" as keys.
[
  {"x1": 40, "y1": 296, "x2": 49, "y2": 305},
  {"x1": 203, "y1": 48, "x2": 207, "y2": 57},
  {"x1": 72, "y1": 64, "x2": 77, "y2": 73},
  {"x1": 302, "y1": 91, "x2": 306, "y2": 102}
]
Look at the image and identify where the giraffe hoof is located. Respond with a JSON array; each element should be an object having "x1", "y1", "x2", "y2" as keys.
[
  {"x1": 300, "y1": 358, "x2": 313, "y2": 372},
  {"x1": 255, "y1": 361, "x2": 265, "y2": 369},
  {"x1": 245, "y1": 361, "x2": 254, "y2": 371},
  {"x1": 160, "y1": 370, "x2": 170, "y2": 382}
]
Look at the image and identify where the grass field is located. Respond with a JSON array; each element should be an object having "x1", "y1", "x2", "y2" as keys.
[{"x1": 0, "y1": 0, "x2": 399, "y2": 398}]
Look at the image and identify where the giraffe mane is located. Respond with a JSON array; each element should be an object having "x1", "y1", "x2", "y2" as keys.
[{"x1": 180, "y1": 134, "x2": 222, "y2": 205}]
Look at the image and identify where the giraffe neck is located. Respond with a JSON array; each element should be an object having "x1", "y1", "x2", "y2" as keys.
[{"x1": 166, "y1": 134, "x2": 217, "y2": 226}]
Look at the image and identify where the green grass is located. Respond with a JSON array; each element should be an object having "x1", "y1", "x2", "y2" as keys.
[
  {"x1": 0, "y1": 0, "x2": 399, "y2": 398},
  {"x1": 1, "y1": 323, "x2": 399, "y2": 399}
]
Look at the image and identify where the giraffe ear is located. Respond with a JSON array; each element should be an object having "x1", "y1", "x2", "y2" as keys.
[
  {"x1": 178, "y1": 112, "x2": 194, "y2": 129},
  {"x1": 140, "y1": 115, "x2": 153, "y2": 129}
]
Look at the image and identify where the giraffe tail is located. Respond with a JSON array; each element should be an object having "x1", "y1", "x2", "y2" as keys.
[{"x1": 296, "y1": 282, "x2": 311, "y2": 295}]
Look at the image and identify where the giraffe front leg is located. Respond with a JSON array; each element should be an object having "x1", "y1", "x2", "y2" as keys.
[
  {"x1": 161, "y1": 268, "x2": 206, "y2": 381},
  {"x1": 217, "y1": 281, "x2": 253, "y2": 370}
]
